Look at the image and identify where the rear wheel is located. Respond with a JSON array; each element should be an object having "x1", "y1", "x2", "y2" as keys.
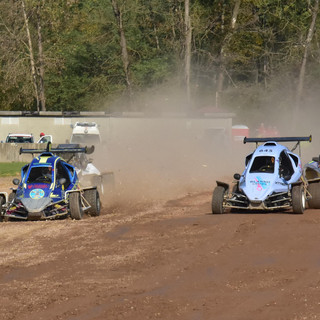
[
  {"x1": 84, "y1": 189, "x2": 101, "y2": 216},
  {"x1": 69, "y1": 192, "x2": 83, "y2": 220},
  {"x1": 212, "y1": 186, "x2": 226, "y2": 214},
  {"x1": 292, "y1": 184, "x2": 305, "y2": 214},
  {"x1": 307, "y1": 182, "x2": 320, "y2": 209}
]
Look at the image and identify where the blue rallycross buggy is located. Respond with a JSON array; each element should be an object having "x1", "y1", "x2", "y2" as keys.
[{"x1": 1, "y1": 143, "x2": 100, "y2": 221}]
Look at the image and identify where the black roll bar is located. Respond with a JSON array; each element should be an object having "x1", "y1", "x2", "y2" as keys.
[
  {"x1": 19, "y1": 142, "x2": 95, "y2": 156},
  {"x1": 243, "y1": 136, "x2": 312, "y2": 144}
]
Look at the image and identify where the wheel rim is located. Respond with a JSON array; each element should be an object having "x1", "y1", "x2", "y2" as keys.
[
  {"x1": 97, "y1": 193, "x2": 101, "y2": 212},
  {"x1": 302, "y1": 191, "x2": 306, "y2": 209}
]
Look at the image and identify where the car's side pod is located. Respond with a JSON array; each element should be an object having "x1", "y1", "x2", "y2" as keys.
[{"x1": 216, "y1": 181, "x2": 229, "y2": 191}]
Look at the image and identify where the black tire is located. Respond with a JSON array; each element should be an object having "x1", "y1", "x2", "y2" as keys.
[
  {"x1": 69, "y1": 192, "x2": 83, "y2": 220},
  {"x1": 212, "y1": 186, "x2": 225, "y2": 214},
  {"x1": 292, "y1": 184, "x2": 305, "y2": 214},
  {"x1": 307, "y1": 182, "x2": 320, "y2": 209},
  {"x1": 84, "y1": 189, "x2": 101, "y2": 216},
  {"x1": 0, "y1": 196, "x2": 5, "y2": 222}
]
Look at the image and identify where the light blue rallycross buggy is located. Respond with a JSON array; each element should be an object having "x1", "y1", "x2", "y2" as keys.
[{"x1": 212, "y1": 136, "x2": 312, "y2": 214}]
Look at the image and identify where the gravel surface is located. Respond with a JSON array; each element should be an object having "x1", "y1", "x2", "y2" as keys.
[{"x1": 1, "y1": 174, "x2": 320, "y2": 320}]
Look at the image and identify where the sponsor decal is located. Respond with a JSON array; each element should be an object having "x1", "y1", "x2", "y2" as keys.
[
  {"x1": 30, "y1": 189, "x2": 45, "y2": 199},
  {"x1": 28, "y1": 184, "x2": 49, "y2": 189},
  {"x1": 39, "y1": 157, "x2": 50, "y2": 164},
  {"x1": 250, "y1": 176, "x2": 270, "y2": 191}
]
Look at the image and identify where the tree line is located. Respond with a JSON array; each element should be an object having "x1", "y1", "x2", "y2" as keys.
[{"x1": 0, "y1": 0, "x2": 319, "y2": 126}]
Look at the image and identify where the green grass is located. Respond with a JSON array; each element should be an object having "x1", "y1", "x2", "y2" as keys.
[{"x1": 0, "y1": 162, "x2": 28, "y2": 177}]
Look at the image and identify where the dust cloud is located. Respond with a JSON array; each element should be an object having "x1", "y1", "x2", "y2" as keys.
[
  {"x1": 93, "y1": 82, "x2": 320, "y2": 206},
  {"x1": 237, "y1": 97, "x2": 320, "y2": 166},
  {"x1": 93, "y1": 118, "x2": 239, "y2": 205}
]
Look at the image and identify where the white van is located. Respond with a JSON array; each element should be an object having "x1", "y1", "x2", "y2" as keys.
[{"x1": 70, "y1": 122, "x2": 101, "y2": 145}]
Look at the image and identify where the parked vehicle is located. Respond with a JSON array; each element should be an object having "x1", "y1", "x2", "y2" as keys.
[
  {"x1": 37, "y1": 135, "x2": 53, "y2": 144},
  {"x1": 5, "y1": 133, "x2": 34, "y2": 143},
  {"x1": 70, "y1": 122, "x2": 101, "y2": 145}
]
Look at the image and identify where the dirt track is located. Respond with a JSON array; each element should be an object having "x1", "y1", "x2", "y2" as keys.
[{"x1": 1, "y1": 177, "x2": 320, "y2": 320}]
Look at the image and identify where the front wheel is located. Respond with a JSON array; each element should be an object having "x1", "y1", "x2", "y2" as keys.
[
  {"x1": 212, "y1": 186, "x2": 226, "y2": 214},
  {"x1": 0, "y1": 196, "x2": 5, "y2": 222},
  {"x1": 69, "y1": 192, "x2": 83, "y2": 220},
  {"x1": 292, "y1": 184, "x2": 305, "y2": 214},
  {"x1": 84, "y1": 189, "x2": 101, "y2": 216}
]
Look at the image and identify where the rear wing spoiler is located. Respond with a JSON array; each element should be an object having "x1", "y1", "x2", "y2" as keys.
[
  {"x1": 243, "y1": 135, "x2": 312, "y2": 155},
  {"x1": 20, "y1": 142, "x2": 95, "y2": 156},
  {"x1": 243, "y1": 136, "x2": 312, "y2": 144}
]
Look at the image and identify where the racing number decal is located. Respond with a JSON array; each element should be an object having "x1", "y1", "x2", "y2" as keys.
[{"x1": 39, "y1": 157, "x2": 50, "y2": 164}]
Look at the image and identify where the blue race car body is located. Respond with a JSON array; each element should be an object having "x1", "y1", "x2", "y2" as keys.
[
  {"x1": 4, "y1": 144, "x2": 100, "y2": 221},
  {"x1": 212, "y1": 136, "x2": 312, "y2": 214}
]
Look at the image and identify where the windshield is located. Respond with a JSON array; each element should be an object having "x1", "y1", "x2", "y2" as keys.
[
  {"x1": 249, "y1": 156, "x2": 275, "y2": 173},
  {"x1": 38, "y1": 136, "x2": 52, "y2": 143},
  {"x1": 27, "y1": 166, "x2": 53, "y2": 184},
  {"x1": 6, "y1": 136, "x2": 34, "y2": 143}
]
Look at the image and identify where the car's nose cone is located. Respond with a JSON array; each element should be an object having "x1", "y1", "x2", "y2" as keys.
[{"x1": 21, "y1": 197, "x2": 51, "y2": 212}]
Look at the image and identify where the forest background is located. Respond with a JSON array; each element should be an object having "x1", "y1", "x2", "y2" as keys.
[{"x1": 0, "y1": 0, "x2": 319, "y2": 129}]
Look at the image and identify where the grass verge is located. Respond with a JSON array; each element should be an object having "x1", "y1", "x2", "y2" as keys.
[{"x1": 0, "y1": 162, "x2": 27, "y2": 177}]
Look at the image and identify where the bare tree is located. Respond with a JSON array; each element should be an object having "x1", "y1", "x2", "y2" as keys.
[
  {"x1": 294, "y1": 0, "x2": 319, "y2": 127},
  {"x1": 21, "y1": 0, "x2": 40, "y2": 111},
  {"x1": 231, "y1": 0, "x2": 241, "y2": 30},
  {"x1": 184, "y1": 0, "x2": 192, "y2": 105},
  {"x1": 110, "y1": 0, "x2": 133, "y2": 103},
  {"x1": 37, "y1": 2, "x2": 46, "y2": 111},
  {"x1": 216, "y1": 0, "x2": 241, "y2": 108}
]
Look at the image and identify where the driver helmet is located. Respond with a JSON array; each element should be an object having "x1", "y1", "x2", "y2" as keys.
[
  {"x1": 43, "y1": 166, "x2": 52, "y2": 177},
  {"x1": 40, "y1": 132, "x2": 45, "y2": 137}
]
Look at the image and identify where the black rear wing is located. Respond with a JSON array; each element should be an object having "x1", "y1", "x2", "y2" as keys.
[
  {"x1": 20, "y1": 142, "x2": 95, "y2": 156},
  {"x1": 243, "y1": 135, "x2": 312, "y2": 155},
  {"x1": 243, "y1": 136, "x2": 312, "y2": 144}
]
